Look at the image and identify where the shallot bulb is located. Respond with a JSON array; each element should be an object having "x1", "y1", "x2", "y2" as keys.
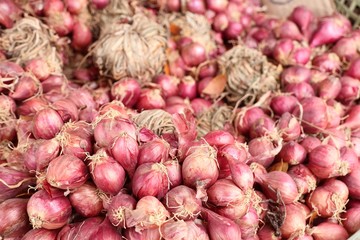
[
  {"x1": 342, "y1": 205, "x2": 360, "y2": 234},
  {"x1": 69, "y1": 182, "x2": 103, "y2": 217},
  {"x1": 182, "y1": 144, "x2": 219, "y2": 199},
  {"x1": 107, "y1": 192, "x2": 137, "y2": 228},
  {"x1": 27, "y1": 189, "x2": 72, "y2": 229},
  {"x1": 131, "y1": 162, "x2": 170, "y2": 199},
  {"x1": 279, "y1": 203, "x2": 309, "y2": 239},
  {"x1": 88, "y1": 148, "x2": 126, "y2": 195},
  {"x1": 256, "y1": 171, "x2": 299, "y2": 204},
  {"x1": 126, "y1": 196, "x2": 170, "y2": 232},
  {"x1": 306, "y1": 179, "x2": 349, "y2": 218},
  {"x1": 32, "y1": 108, "x2": 64, "y2": 139},
  {"x1": 46, "y1": 154, "x2": 88, "y2": 190},
  {"x1": 310, "y1": 222, "x2": 349, "y2": 240},
  {"x1": 288, "y1": 164, "x2": 317, "y2": 195}
]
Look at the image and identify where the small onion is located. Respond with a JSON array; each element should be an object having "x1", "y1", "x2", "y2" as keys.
[
  {"x1": 234, "y1": 107, "x2": 266, "y2": 135},
  {"x1": 0, "y1": 198, "x2": 30, "y2": 238},
  {"x1": 32, "y1": 108, "x2": 64, "y2": 139},
  {"x1": 256, "y1": 171, "x2": 299, "y2": 204},
  {"x1": 248, "y1": 137, "x2": 280, "y2": 168},
  {"x1": 249, "y1": 116, "x2": 276, "y2": 139},
  {"x1": 203, "y1": 130, "x2": 235, "y2": 148},
  {"x1": 257, "y1": 224, "x2": 281, "y2": 240},
  {"x1": 164, "y1": 185, "x2": 201, "y2": 220},
  {"x1": 22, "y1": 228, "x2": 58, "y2": 240},
  {"x1": 236, "y1": 208, "x2": 260, "y2": 239},
  {"x1": 57, "y1": 217, "x2": 102, "y2": 240},
  {"x1": 207, "y1": 179, "x2": 245, "y2": 207},
  {"x1": 163, "y1": 160, "x2": 182, "y2": 188},
  {"x1": 51, "y1": 98, "x2": 79, "y2": 122},
  {"x1": 300, "y1": 136, "x2": 322, "y2": 153},
  {"x1": 46, "y1": 154, "x2": 88, "y2": 190},
  {"x1": 9, "y1": 74, "x2": 39, "y2": 101},
  {"x1": 160, "y1": 220, "x2": 188, "y2": 239},
  {"x1": 182, "y1": 144, "x2": 219, "y2": 199},
  {"x1": 270, "y1": 95, "x2": 298, "y2": 116},
  {"x1": 69, "y1": 182, "x2": 103, "y2": 217},
  {"x1": 27, "y1": 189, "x2": 72, "y2": 229},
  {"x1": 277, "y1": 141, "x2": 307, "y2": 165},
  {"x1": 17, "y1": 97, "x2": 48, "y2": 116},
  {"x1": 138, "y1": 138, "x2": 170, "y2": 165},
  {"x1": 107, "y1": 192, "x2": 137, "y2": 228},
  {"x1": 24, "y1": 138, "x2": 60, "y2": 171},
  {"x1": 111, "y1": 132, "x2": 139, "y2": 178},
  {"x1": 88, "y1": 148, "x2": 126, "y2": 195},
  {"x1": 311, "y1": 222, "x2": 349, "y2": 240},
  {"x1": 132, "y1": 162, "x2": 170, "y2": 199},
  {"x1": 306, "y1": 178, "x2": 349, "y2": 218},
  {"x1": 201, "y1": 208, "x2": 242, "y2": 240},
  {"x1": 110, "y1": 78, "x2": 141, "y2": 108},
  {"x1": 228, "y1": 160, "x2": 254, "y2": 191},
  {"x1": 341, "y1": 166, "x2": 360, "y2": 199},
  {"x1": 342, "y1": 206, "x2": 360, "y2": 234},
  {"x1": 279, "y1": 203, "x2": 309, "y2": 239},
  {"x1": 153, "y1": 74, "x2": 179, "y2": 98},
  {"x1": 136, "y1": 88, "x2": 166, "y2": 110},
  {"x1": 126, "y1": 196, "x2": 169, "y2": 232},
  {"x1": 280, "y1": 66, "x2": 311, "y2": 87},
  {"x1": 123, "y1": 227, "x2": 161, "y2": 240},
  {"x1": 288, "y1": 164, "x2": 317, "y2": 195},
  {"x1": 181, "y1": 42, "x2": 207, "y2": 67},
  {"x1": 277, "y1": 112, "x2": 301, "y2": 141}
]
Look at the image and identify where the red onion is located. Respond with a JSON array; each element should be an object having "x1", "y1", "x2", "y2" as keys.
[
  {"x1": 228, "y1": 160, "x2": 254, "y2": 191},
  {"x1": 310, "y1": 222, "x2": 349, "y2": 240},
  {"x1": 138, "y1": 138, "x2": 170, "y2": 165},
  {"x1": 181, "y1": 42, "x2": 206, "y2": 67},
  {"x1": 163, "y1": 160, "x2": 182, "y2": 188},
  {"x1": 0, "y1": 166, "x2": 35, "y2": 202},
  {"x1": 46, "y1": 154, "x2": 88, "y2": 189},
  {"x1": 178, "y1": 76, "x2": 197, "y2": 100},
  {"x1": 25, "y1": 58, "x2": 50, "y2": 81},
  {"x1": 87, "y1": 218, "x2": 122, "y2": 239},
  {"x1": 289, "y1": 6, "x2": 315, "y2": 33},
  {"x1": 346, "y1": 58, "x2": 360, "y2": 80},
  {"x1": 0, "y1": 198, "x2": 30, "y2": 238},
  {"x1": 236, "y1": 208, "x2": 259, "y2": 239},
  {"x1": 224, "y1": 21, "x2": 244, "y2": 39},
  {"x1": 312, "y1": 53, "x2": 341, "y2": 73},
  {"x1": 51, "y1": 98, "x2": 79, "y2": 122},
  {"x1": 332, "y1": 35, "x2": 360, "y2": 62},
  {"x1": 71, "y1": 21, "x2": 92, "y2": 51},
  {"x1": 111, "y1": 133, "x2": 138, "y2": 178},
  {"x1": 88, "y1": 148, "x2": 126, "y2": 195},
  {"x1": 169, "y1": 55, "x2": 186, "y2": 78},
  {"x1": 249, "y1": 116, "x2": 276, "y2": 139},
  {"x1": 91, "y1": 0, "x2": 109, "y2": 9},
  {"x1": 186, "y1": 0, "x2": 206, "y2": 13},
  {"x1": 0, "y1": 0, "x2": 21, "y2": 28},
  {"x1": 41, "y1": 75, "x2": 67, "y2": 93},
  {"x1": 217, "y1": 143, "x2": 248, "y2": 179},
  {"x1": 300, "y1": 136, "x2": 321, "y2": 153},
  {"x1": 201, "y1": 207, "x2": 242, "y2": 240},
  {"x1": 207, "y1": 179, "x2": 245, "y2": 206},
  {"x1": 256, "y1": 171, "x2": 299, "y2": 204},
  {"x1": 132, "y1": 162, "x2": 170, "y2": 199},
  {"x1": 94, "y1": 116, "x2": 136, "y2": 147},
  {"x1": 191, "y1": 98, "x2": 212, "y2": 116},
  {"x1": 257, "y1": 224, "x2": 281, "y2": 240},
  {"x1": 277, "y1": 112, "x2": 301, "y2": 141},
  {"x1": 153, "y1": 74, "x2": 179, "y2": 98},
  {"x1": 248, "y1": 137, "x2": 280, "y2": 168},
  {"x1": 64, "y1": 0, "x2": 87, "y2": 14},
  {"x1": 182, "y1": 144, "x2": 219, "y2": 199},
  {"x1": 203, "y1": 130, "x2": 235, "y2": 148},
  {"x1": 288, "y1": 164, "x2": 316, "y2": 195},
  {"x1": 272, "y1": 39, "x2": 294, "y2": 65},
  {"x1": 68, "y1": 88, "x2": 97, "y2": 122},
  {"x1": 307, "y1": 144, "x2": 344, "y2": 179},
  {"x1": 24, "y1": 138, "x2": 60, "y2": 171},
  {"x1": 46, "y1": 10, "x2": 74, "y2": 36},
  {"x1": 110, "y1": 78, "x2": 141, "y2": 108},
  {"x1": 9, "y1": 74, "x2": 39, "y2": 101},
  {"x1": 310, "y1": 13, "x2": 351, "y2": 47},
  {"x1": 43, "y1": 0, "x2": 64, "y2": 15},
  {"x1": 213, "y1": 13, "x2": 229, "y2": 32},
  {"x1": 57, "y1": 217, "x2": 102, "y2": 240},
  {"x1": 337, "y1": 76, "x2": 360, "y2": 104},
  {"x1": 123, "y1": 227, "x2": 161, "y2": 240},
  {"x1": 284, "y1": 82, "x2": 315, "y2": 99},
  {"x1": 307, "y1": 179, "x2": 349, "y2": 218},
  {"x1": 22, "y1": 228, "x2": 58, "y2": 240},
  {"x1": 27, "y1": 189, "x2": 72, "y2": 229},
  {"x1": 107, "y1": 192, "x2": 136, "y2": 228},
  {"x1": 342, "y1": 206, "x2": 360, "y2": 234},
  {"x1": 280, "y1": 203, "x2": 309, "y2": 239},
  {"x1": 136, "y1": 87, "x2": 165, "y2": 110},
  {"x1": 277, "y1": 141, "x2": 307, "y2": 165},
  {"x1": 270, "y1": 95, "x2": 298, "y2": 116},
  {"x1": 164, "y1": 185, "x2": 201, "y2": 220},
  {"x1": 339, "y1": 146, "x2": 359, "y2": 173},
  {"x1": 292, "y1": 97, "x2": 328, "y2": 134},
  {"x1": 281, "y1": 66, "x2": 311, "y2": 87},
  {"x1": 341, "y1": 166, "x2": 360, "y2": 199},
  {"x1": 276, "y1": 20, "x2": 303, "y2": 41},
  {"x1": 206, "y1": 0, "x2": 228, "y2": 12},
  {"x1": 351, "y1": 135, "x2": 360, "y2": 157},
  {"x1": 126, "y1": 196, "x2": 169, "y2": 231},
  {"x1": 32, "y1": 108, "x2": 63, "y2": 139},
  {"x1": 69, "y1": 182, "x2": 103, "y2": 217},
  {"x1": 317, "y1": 76, "x2": 341, "y2": 100},
  {"x1": 234, "y1": 107, "x2": 266, "y2": 134},
  {"x1": 251, "y1": 27, "x2": 272, "y2": 42}
]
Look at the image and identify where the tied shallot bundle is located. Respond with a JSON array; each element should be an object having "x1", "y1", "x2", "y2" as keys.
[
  {"x1": 91, "y1": 12, "x2": 167, "y2": 82},
  {"x1": 160, "y1": 11, "x2": 217, "y2": 56},
  {"x1": 196, "y1": 105, "x2": 233, "y2": 138},
  {"x1": 218, "y1": 45, "x2": 281, "y2": 105},
  {"x1": 0, "y1": 16, "x2": 62, "y2": 73},
  {"x1": 133, "y1": 109, "x2": 175, "y2": 136}
]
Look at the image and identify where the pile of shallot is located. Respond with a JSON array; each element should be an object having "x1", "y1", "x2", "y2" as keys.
[{"x1": 1, "y1": 0, "x2": 360, "y2": 239}]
